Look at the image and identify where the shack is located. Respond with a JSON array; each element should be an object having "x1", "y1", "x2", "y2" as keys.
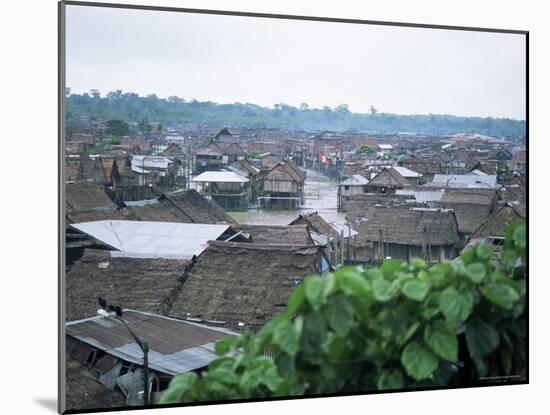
[
  {"x1": 170, "y1": 241, "x2": 329, "y2": 330},
  {"x1": 353, "y1": 207, "x2": 461, "y2": 264},
  {"x1": 337, "y1": 174, "x2": 369, "y2": 211},
  {"x1": 366, "y1": 167, "x2": 408, "y2": 194},
  {"x1": 191, "y1": 171, "x2": 250, "y2": 210},
  {"x1": 259, "y1": 160, "x2": 306, "y2": 209},
  {"x1": 65, "y1": 309, "x2": 237, "y2": 409}
]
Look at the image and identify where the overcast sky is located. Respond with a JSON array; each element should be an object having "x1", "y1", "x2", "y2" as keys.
[{"x1": 66, "y1": 5, "x2": 526, "y2": 120}]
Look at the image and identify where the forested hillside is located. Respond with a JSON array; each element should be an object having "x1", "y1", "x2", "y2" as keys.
[{"x1": 66, "y1": 90, "x2": 526, "y2": 137}]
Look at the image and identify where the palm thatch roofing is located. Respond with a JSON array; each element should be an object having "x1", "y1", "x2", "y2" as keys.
[
  {"x1": 159, "y1": 189, "x2": 237, "y2": 224},
  {"x1": 368, "y1": 168, "x2": 408, "y2": 188},
  {"x1": 356, "y1": 207, "x2": 460, "y2": 247},
  {"x1": 160, "y1": 142, "x2": 185, "y2": 156},
  {"x1": 66, "y1": 249, "x2": 188, "y2": 321},
  {"x1": 170, "y1": 241, "x2": 325, "y2": 329},
  {"x1": 66, "y1": 158, "x2": 108, "y2": 184},
  {"x1": 399, "y1": 156, "x2": 443, "y2": 175},
  {"x1": 233, "y1": 224, "x2": 314, "y2": 245},
  {"x1": 264, "y1": 160, "x2": 306, "y2": 183},
  {"x1": 231, "y1": 159, "x2": 260, "y2": 177},
  {"x1": 288, "y1": 212, "x2": 339, "y2": 238},
  {"x1": 223, "y1": 142, "x2": 247, "y2": 156},
  {"x1": 65, "y1": 358, "x2": 126, "y2": 411},
  {"x1": 471, "y1": 203, "x2": 525, "y2": 239},
  {"x1": 66, "y1": 180, "x2": 116, "y2": 213},
  {"x1": 428, "y1": 189, "x2": 498, "y2": 234}
]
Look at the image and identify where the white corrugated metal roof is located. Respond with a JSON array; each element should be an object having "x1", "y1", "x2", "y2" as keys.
[
  {"x1": 378, "y1": 144, "x2": 393, "y2": 150},
  {"x1": 339, "y1": 174, "x2": 369, "y2": 186},
  {"x1": 393, "y1": 166, "x2": 422, "y2": 178},
  {"x1": 70, "y1": 220, "x2": 230, "y2": 259},
  {"x1": 191, "y1": 171, "x2": 249, "y2": 183},
  {"x1": 431, "y1": 174, "x2": 497, "y2": 188},
  {"x1": 330, "y1": 222, "x2": 359, "y2": 238},
  {"x1": 396, "y1": 189, "x2": 445, "y2": 203},
  {"x1": 131, "y1": 155, "x2": 172, "y2": 170}
]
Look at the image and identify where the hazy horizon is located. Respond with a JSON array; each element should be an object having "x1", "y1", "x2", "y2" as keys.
[{"x1": 66, "y1": 5, "x2": 527, "y2": 120}]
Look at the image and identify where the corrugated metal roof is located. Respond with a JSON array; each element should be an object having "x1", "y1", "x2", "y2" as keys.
[
  {"x1": 70, "y1": 220, "x2": 230, "y2": 259},
  {"x1": 396, "y1": 189, "x2": 445, "y2": 203},
  {"x1": 191, "y1": 171, "x2": 249, "y2": 183},
  {"x1": 339, "y1": 174, "x2": 369, "y2": 186},
  {"x1": 131, "y1": 156, "x2": 172, "y2": 170},
  {"x1": 431, "y1": 174, "x2": 497, "y2": 188},
  {"x1": 393, "y1": 166, "x2": 422, "y2": 178},
  {"x1": 66, "y1": 310, "x2": 238, "y2": 376}
]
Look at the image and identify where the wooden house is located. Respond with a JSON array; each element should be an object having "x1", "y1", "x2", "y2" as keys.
[
  {"x1": 353, "y1": 207, "x2": 461, "y2": 264},
  {"x1": 169, "y1": 241, "x2": 328, "y2": 330},
  {"x1": 366, "y1": 167, "x2": 408, "y2": 194},
  {"x1": 259, "y1": 160, "x2": 306, "y2": 209},
  {"x1": 193, "y1": 142, "x2": 224, "y2": 174},
  {"x1": 191, "y1": 171, "x2": 250, "y2": 210},
  {"x1": 223, "y1": 142, "x2": 248, "y2": 163},
  {"x1": 337, "y1": 174, "x2": 369, "y2": 211}
]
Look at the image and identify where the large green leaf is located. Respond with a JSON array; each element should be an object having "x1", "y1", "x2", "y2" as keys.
[
  {"x1": 479, "y1": 282, "x2": 520, "y2": 309},
  {"x1": 325, "y1": 295, "x2": 355, "y2": 337},
  {"x1": 401, "y1": 341, "x2": 439, "y2": 381},
  {"x1": 377, "y1": 369, "x2": 405, "y2": 390},
  {"x1": 372, "y1": 277, "x2": 394, "y2": 301},
  {"x1": 304, "y1": 276, "x2": 324, "y2": 311},
  {"x1": 214, "y1": 335, "x2": 240, "y2": 356},
  {"x1": 286, "y1": 283, "x2": 305, "y2": 315},
  {"x1": 465, "y1": 320, "x2": 500, "y2": 358},
  {"x1": 272, "y1": 319, "x2": 300, "y2": 356},
  {"x1": 401, "y1": 279, "x2": 430, "y2": 301},
  {"x1": 160, "y1": 372, "x2": 198, "y2": 403},
  {"x1": 476, "y1": 243, "x2": 495, "y2": 260},
  {"x1": 380, "y1": 259, "x2": 402, "y2": 278},
  {"x1": 513, "y1": 223, "x2": 526, "y2": 249},
  {"x1": 439, "y1": 286, "x2": 473, "y2": 325},
  {"x1": 465, "y1": 263, "x2": 486, "y2": 284},
  {"x1": 424, "y1": 320, "x2": 458, "y2": 362},
  {"x1": 301, "y1": 312, "x2": 328, "y2": 355}
]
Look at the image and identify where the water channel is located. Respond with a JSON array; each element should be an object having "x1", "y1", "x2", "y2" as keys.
[{"x1": 229, "y1": 169, "x2": 347, "y2": 225}]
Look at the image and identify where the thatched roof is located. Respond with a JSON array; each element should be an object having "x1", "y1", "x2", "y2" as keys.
[
  {"x1": 428, "y1": 189, "x2": 498, "y2": 234},
  {"x1": 368, "y1": 168, "x2": 408, "y2": 188},
  {"x1": 471, "y1": 204, "x2": 525, "y2": 239},
  {"x1": 160, "y1": 189, "x2": 237, "y2": 224},
  {"x1": 399, "y1": 156, "x2": 443, "y2": 175},
  {"x1": 170, "y1": 241, "x2": 324, "y2": 329},
  {"x1": 160, "y1": 142, "x2": 184, "y2": 156},
  {"x1": 231, "y1": 159, "x2": 260, "y2": 177},
  {"x1": 66, "y1": 249, "x2": 188, "y2": 321},
  {"x1": 122, "y1": 200, "x2": 188, "y2": 223},
  {"x1": 66, "y1": 180, "x2": 118, "y2": 223},
  {"x1": 264, "y1": 160, "x2": 306, "y2": 183},
  {"x1": 357, "y1": 207, "x2": 460, "y2": 247},
  {"x1": 65, "y1": 358, "x2": 126, "y2": 411},
  {"x1": 223, "y1": 142, "x2": 247, "y2": 156},
  {"x1": 288, "y1": 212, "x2": 339, "y2": 238},
  {"x1": 233, "y1": 224, "x2": 314, "y2": 245},
  {"x1": 66, "y1": 158, "x2": 108, "y2": 184}
]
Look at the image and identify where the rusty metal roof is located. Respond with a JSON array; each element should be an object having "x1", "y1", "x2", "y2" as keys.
[{"x1": 66, "y1": 310, "x2": 238, "y2": 376}]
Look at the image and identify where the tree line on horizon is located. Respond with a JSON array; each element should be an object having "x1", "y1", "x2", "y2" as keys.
[{"x1": 65, "y1": 89, "x2": 526, "y2": 138}]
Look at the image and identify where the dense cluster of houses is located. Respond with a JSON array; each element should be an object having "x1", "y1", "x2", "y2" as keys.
[{"x1": 64, "y1": 119, "x2": 526, "y2": 410}]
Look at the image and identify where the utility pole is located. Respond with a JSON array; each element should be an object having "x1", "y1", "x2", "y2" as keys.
[{"x1": 97, "y1": 300, "x2": 150, "y2": 406}]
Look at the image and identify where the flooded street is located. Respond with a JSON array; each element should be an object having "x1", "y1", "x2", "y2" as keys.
[{"x1": 230, "y1": 169, "x2": 347, "y2": 225}]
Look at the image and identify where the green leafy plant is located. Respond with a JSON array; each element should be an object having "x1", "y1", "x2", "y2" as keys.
[{"x1": 160, "y1": 220, "x2": 526, "y2": 403}]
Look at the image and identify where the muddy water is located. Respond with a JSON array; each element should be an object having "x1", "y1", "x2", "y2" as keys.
[{"x1": 229, "y1": 169, "x2": 347, "y2": 225}]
